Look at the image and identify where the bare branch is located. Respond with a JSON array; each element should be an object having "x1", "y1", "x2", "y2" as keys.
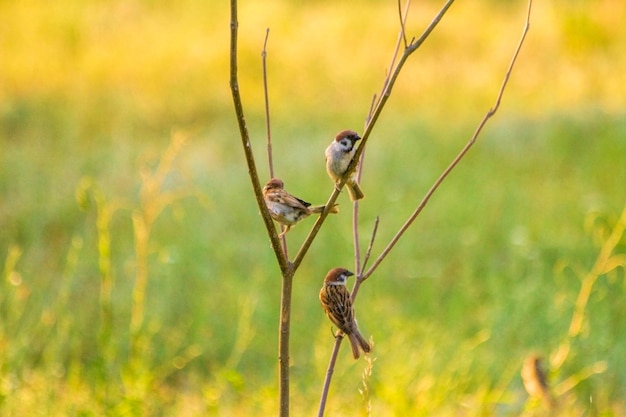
[
  {"x1": 397, "y1": 0, "x2": 409, "y2": 49},
  {"x1": 338, "y1": 0, "x2": 456, "y2": 221},
  {"x1": 230, "y1": 1, "x2": 289, "y2": 277},
  {"x1": 317, "y1": 3, "x2": 460, "y2": 415},
  {"x1": 361, "y1": 217, "x2": 380, "y2": 279},
  {"x1": 262, "y1": 28, "x2": 275, "y2": 179},
  {"x1": 318, "y1": 2, "x2": 532, "y2": 415},
  {"x1": 365, "y1": 94, "x2": 377, "y2": 126},
  {"x1": 352, "y1": 148, "x2": 368, "y2": 274},
  {"x1": 291, "y1": 188, "x2": 342, "y2": 271},
  {"x1": 353, "y1": 202, "x2": 362, "y2": 275},
  {"x1": 260, "y1": 29, "x2": 290, "y2": 258},
  {"x1": 317, "y1": 336, "x2": 343, "y2": 417},
  {"x1": 230, "y1": 3, "x2": 295, "y2": 417},
  {"x1": 378, "y1": 0, "x2": 411, "y2": 111},
  {"x1": 363, "y1": 0, "x2": 532, "y2": 279},
  {"x1": 294, "y1": 2, "x2": 455, "y2": 275}
]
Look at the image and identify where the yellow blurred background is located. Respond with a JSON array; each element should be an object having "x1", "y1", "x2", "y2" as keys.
[
  {"x1": 1, "y1": 0, "x2": 624, "y2": 131},
  {"x1": 1, "y1": 1, "x2": 625, "y2": 415}
]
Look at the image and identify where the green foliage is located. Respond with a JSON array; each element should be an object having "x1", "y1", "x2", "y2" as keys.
[{"x1": 1, "y1": 0, "x2": 626, "y2": 415}]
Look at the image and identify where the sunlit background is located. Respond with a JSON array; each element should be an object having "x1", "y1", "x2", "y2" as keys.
[{"x1": 1, "y1": 0, "x2": 625, "y2": 415}]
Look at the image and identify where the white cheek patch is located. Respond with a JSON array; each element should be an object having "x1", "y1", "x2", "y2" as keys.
[{"x1": 341, "y1": 139, "x2": 353, "y2": 152}]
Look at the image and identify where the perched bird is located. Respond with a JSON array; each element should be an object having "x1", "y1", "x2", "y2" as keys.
[
  {"x1": 325, "y1": 130, "x2": 365, "y2": 201},
  {"x1": 521, "y1": 354, "x2": 556, "y2": 410},
  {"x1": 262, "y1": 178, "x2": 338, "y2": 237},
  {"x1": 319, "y1": 267, "x2": 371, "y2": 359}
]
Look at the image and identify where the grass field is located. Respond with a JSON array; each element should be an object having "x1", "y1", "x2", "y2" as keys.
[{"x1": 1, "y1": 0, "x2": 625, "y2": 415}]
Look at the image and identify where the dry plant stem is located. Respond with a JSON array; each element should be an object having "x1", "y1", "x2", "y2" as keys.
[
  {"x1": 317, "y1": 221, "x2": 379, "y2": 417},
  {"x1": 318, "y1": 2, "x2": 531, "y2": 415},
  {"x1": 352, "y1": 152, "x2": 367, "y2": 274},
  {"x1": 319, "y1": 5, "x2": 458, "y2": 413},
  {"x1": 130, "y1": 135, "x2": 186, "y2": 346},
  {"x1": 261, "y1": 28, "x2": 291, "y2": 411},
  {"x1": 361, "y1": 217, "x2": 380, "y2": 275},
  {"x1": 94, "y1": 194, "x2": 116, "y2": 357},
  {"x1": 317, "y1": 337, "x2": 344, "y2": 417},
  {"x1": 229, "y1": 0, "x2": 288, "y2": 275},
  {"x1": 553, "y1": 206, "x2": 626, "y2": 369},
  {"x1": 262, "y1": 28, "x2": 274, "y2": 179},
  {"x1": 363, "y1": 0, "x2": 532, "y2": 280},
  {"x1": 353, "y1": 218, "x2": 380, "y2": 301},
  {"x1": 397, "y1": 0, "x2": 409, "y2": 48},
  {"x1": 293, "y1": 0, "x2": 455, "y2": 274},
  {"x1": 260, "y1": 27, "x2": 289, "y2": 257},
  {"x1": 568, "y1": 207, "x2": 626, "y2": 338},
  {"x1": 364, "y1": 0, "x2": 452, "y2": 142},
  {"x1": 277, "y1": 269, "x2": 295, "y2": 417},
  {"x1": 230, "y1": 3, "x2": 293, "y2": 416},
  {"x1": 353, "y1": 202, "x2": 361, "y2": 272}
]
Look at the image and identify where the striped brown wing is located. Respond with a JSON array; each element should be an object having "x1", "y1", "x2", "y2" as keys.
[
  {"x1": 275, "y1": 190, "x2": 311, "y2": 210},
  {"x1": 319, "y1": 284, "x2": 356, "y2": 335}
]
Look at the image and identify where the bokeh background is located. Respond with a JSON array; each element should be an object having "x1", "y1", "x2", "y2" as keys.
[{"x1": 1, "y1": 0, "x2": 625, "y2": 415}]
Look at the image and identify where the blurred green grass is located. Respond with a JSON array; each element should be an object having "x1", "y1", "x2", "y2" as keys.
[{"x1": 1, "y1": 0, "x2": 626, "y2": 415}]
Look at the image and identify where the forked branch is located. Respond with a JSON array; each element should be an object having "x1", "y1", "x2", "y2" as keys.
[
  {"x1": 363, "y1": 0, "x2": 533, "y2": 280},
  {"x1": 318, "y1": 0, "x2": 533, "y2": 415},
  {"x1": 229, "y1": 2, "x2": 289, "y2": 276}
]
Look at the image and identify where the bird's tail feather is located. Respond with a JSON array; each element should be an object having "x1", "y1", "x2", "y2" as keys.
[{"x1": 309, "y1": 203, "x2": 339, "y2": 214}]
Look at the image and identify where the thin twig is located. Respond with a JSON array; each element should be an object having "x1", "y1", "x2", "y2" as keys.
[
  {"x1": 397, "y1": 0, "x2": 409, "y2": 50},
  {"x1": 351, "y1": 218, "x2": 379, "y2": 302},
  {"x1": 349, "y1": 0, "x2": 456, "y2": 211},
  {"x1": 291, "y1": 189, "x2": 341, "y2": 271},
  {"x1": 317, "y1": 335, "x2": 343, "y2": 417},
  {"x1": 351, "y1": 0, "x2": 408, "y2": 265},
  {"x1": 378, "y1": 0, "x2": 412, "y2": 109},
  {"x1": 363, "y1": 0, "x2": 532, "y2": 280},
  {"x1": 353, "y1": 201, "x2": 362, "y2": 275},
  {"x1": 365, "y1": 94, "x2": 377, "y2": 126},
  {"x1": 352, "y1": 150, "x2": 367, "y2": 275},
  {"x1": 361, "y1": 217, "x2": 380, "y2": 281},
  {"x1": 261, "y1": 28, "x2": 289, "y2": 258},
  {"x1": 262, "y1": 28, "x2": 274, "y2": 179}
]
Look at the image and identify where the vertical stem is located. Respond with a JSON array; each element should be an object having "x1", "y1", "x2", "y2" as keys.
[
  {"x1": 279, "y1": 268, "x2": 294, "y2": 417},
  {"x1": 230, "y1": 2, "x2": 294, "y2": 416},
  {"x1": 95, "y1": 200, "x2": 114, "y2": 356},
  {"x1": 94, "y1": 196, "x2": 116, "y2": 404},
  {"x1": 568, "y1": 208, "x2": 626, "y2": 338},
  {"x1": 262, "y1": 29, "x2": 274, "y2": 179},
  {"x1": 130, "y1": 211, "x2": 149, "y2": 347},
  {"x1": 553, "y1": 207, "x2": 626, "y2": 370}
]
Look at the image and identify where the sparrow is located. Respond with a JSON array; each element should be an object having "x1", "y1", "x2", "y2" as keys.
[
  {"x1": 521, "y1": 354, "x2": 556, "y2": 410},
  {"x1": 319, "y1": 267, "x2": 371, "y2": 359},
  {"x1": 325, "y1": 129, "x2": 365, "y2": 201},
  {"x1": 262, "y1": 178, "x2": 338, "y2": 237}
]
